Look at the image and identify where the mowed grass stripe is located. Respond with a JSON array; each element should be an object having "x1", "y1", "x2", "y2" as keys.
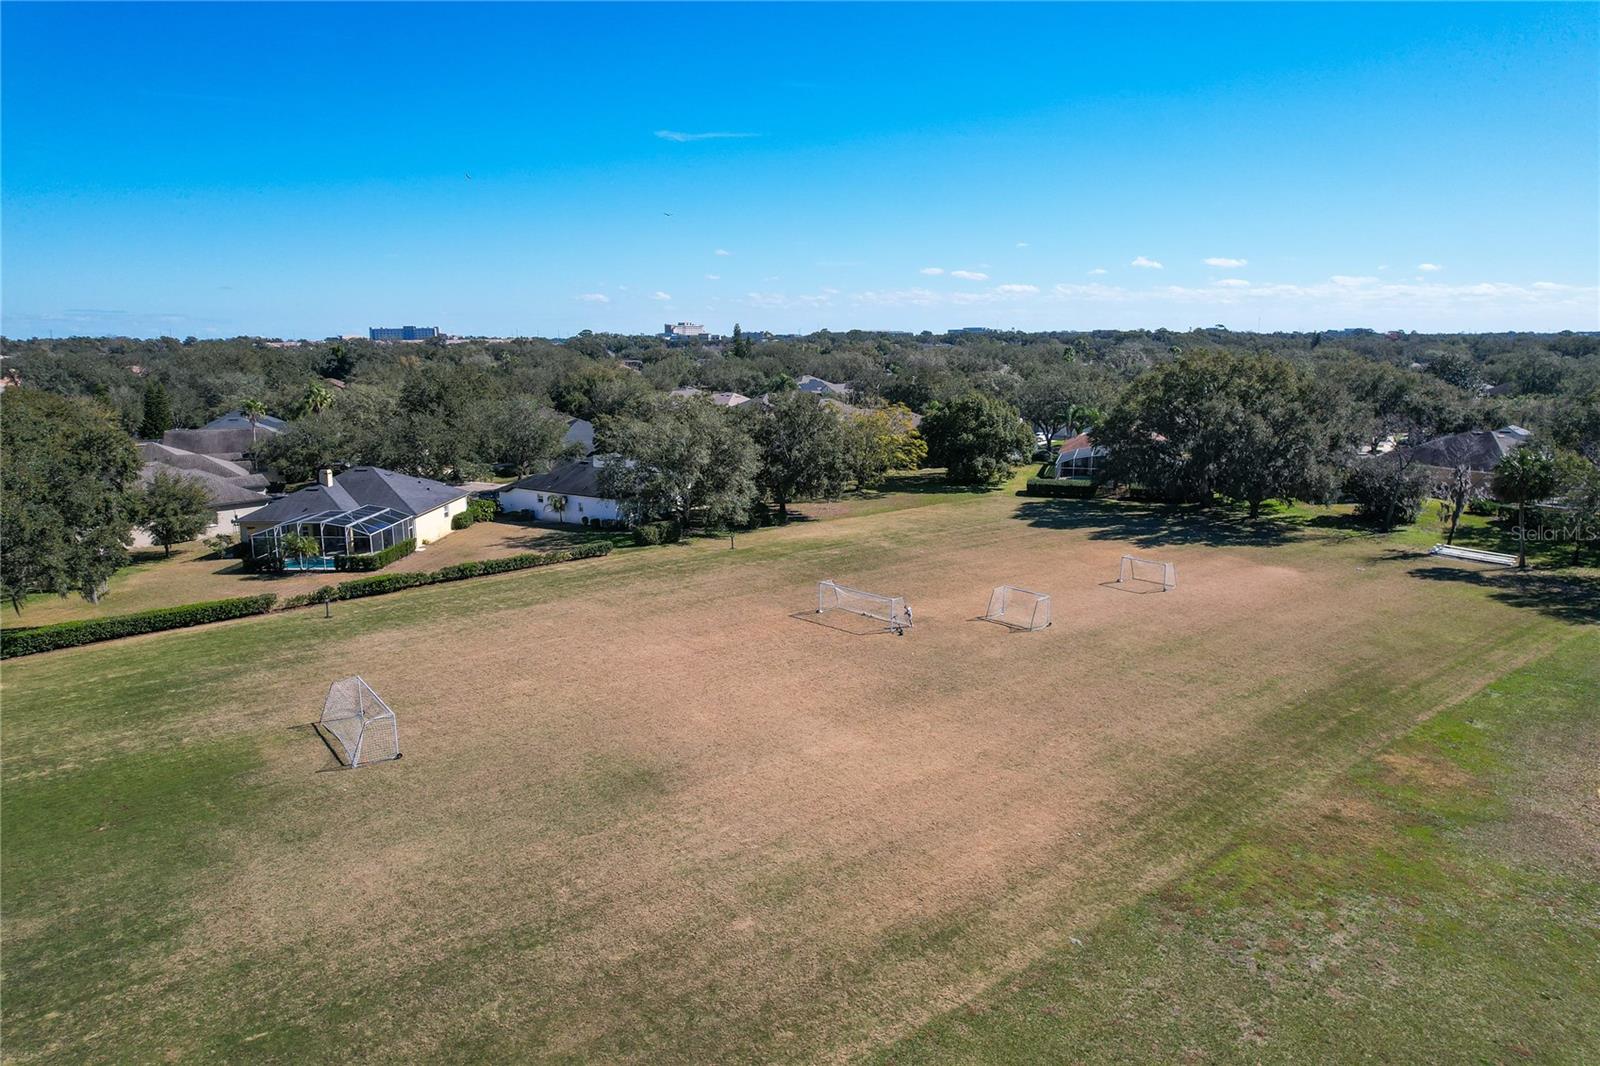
[
  {"x1": 0, "y1": 487, "x2": 1588, "y2": 1064},
  {"x1": 869, "y1": 629, "x2": 1600, "y2": 1065}
]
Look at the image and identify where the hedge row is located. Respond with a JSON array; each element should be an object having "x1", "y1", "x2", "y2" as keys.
[
  {"x1": 1023, "y1": 477, "x2": 1097, "y2": 499},
  {"x1": 631, "y1": 520, "x2": 682, "y2": 546},
  {"x1": 0, "y1": 594, "x2": 279, "y2": 659},
  {"x1": 451, "y1": 499, "x2": 498, "y2": 530},
  {"x1": 280, "y1": 541, "x2": 613, "y2": 608},
  {"x1": 338, "y1": 538, "x2": 416, "y2": 572}
]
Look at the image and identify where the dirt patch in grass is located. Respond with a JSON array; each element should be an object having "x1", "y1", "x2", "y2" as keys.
[
  {"x1": 1, "y1": 489, "x2": 1581, "y2": 1063},
  {"x1": 1471, "y1": 720, "x2": 1600, "y2": 875}
]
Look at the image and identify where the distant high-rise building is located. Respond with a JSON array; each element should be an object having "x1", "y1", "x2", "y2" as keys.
[
  {"x1": 663, "y1": 322, "x2": 707, "y2": 338},
  {"x1": 369, "y1": 325, "x2": 440, "y2": 341}
]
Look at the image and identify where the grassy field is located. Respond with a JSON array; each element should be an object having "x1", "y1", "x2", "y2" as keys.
[{"x1": 2, "y1": 476, "x2": 1595, "y2": 1063}]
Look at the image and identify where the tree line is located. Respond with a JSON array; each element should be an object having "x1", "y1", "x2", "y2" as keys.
[{"x1": 3, "y1": 326, "x2": 1596, "y2": 614}]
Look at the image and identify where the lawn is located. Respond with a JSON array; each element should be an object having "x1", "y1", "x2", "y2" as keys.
[
  {"x1": 4, "y1": 519, "x2": 615, "y2": 628},
  {"x1": 2, "y1": 480, "x2": 1595, "y2": 1063}
]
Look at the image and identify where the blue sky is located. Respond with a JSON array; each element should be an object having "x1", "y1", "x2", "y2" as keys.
[{"x1": 3, "y1": 2, "x2": 1596, "y2": 338}]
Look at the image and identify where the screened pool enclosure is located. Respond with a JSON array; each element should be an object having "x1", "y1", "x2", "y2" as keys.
[{"x1": 247, "y1": 505, "x2": 414, "y2": 569}]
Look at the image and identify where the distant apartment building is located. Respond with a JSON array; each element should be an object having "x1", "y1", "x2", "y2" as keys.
[
  {"x1": 663, "y1": 322, "x2": 707, "y2": 338},
  {"x1": 369, "y1": 325, "x2": 440, "y2": 341}
]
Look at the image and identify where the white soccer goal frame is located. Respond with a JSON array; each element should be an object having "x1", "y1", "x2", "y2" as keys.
[
  {"x1": 1117, "y1": 554, "x2": 1177, "y2": 592},
  {"x1": 983, "y1": 585, "x2": 1052, "y2": 631},
  {"x1": 816, "y1": 579, "x2": 912, "y2": 634},
  {"x1": 320, "y1": 675, "x2": 401, "y2": 767}
]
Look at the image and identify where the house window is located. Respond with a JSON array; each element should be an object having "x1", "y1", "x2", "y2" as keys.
[{"x1": 537, "y1": 495, "x2": 544, "y2": 503}]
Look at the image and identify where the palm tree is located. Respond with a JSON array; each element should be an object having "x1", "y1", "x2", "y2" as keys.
[
  {"x1": 241, "y1": 398, "x2": 268, "y2": 450},
  {"x1": 547, "y1": 494, "x2": 569, "y2": 525},
  {"x1": 279, "y1": 531, "x2": 320, "y2": 571},
  {"x1": 300, "y1": 381, "x2": 334, "y2": 417},
  {"x1": 1491, "y1": 446, "x2": 1560, "y2": 569}
]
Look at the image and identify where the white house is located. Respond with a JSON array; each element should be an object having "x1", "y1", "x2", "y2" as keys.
[{"x1": 498, "y1": 460, "x2": 623, "y2": 526}]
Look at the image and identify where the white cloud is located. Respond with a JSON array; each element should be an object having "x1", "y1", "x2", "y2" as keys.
[
  {"x1": 714, "y1": 248, "x2": 732, "y2": 256},
  {"x1": 655, "y1": 130, "x2": 758, "y2": 142},
  {"x1": 1087, "y1": 267, "x2": 1108, "y2": 276},
  {"x1": 1204, "y1": 257, "x2": 1248, "y2": 268},
  {"x1": 1131, "y1": 256, "x2": 1164, "y2": 269},
  {"x1": 833, "y1": 276, "x2": 1600, "y2": 328},
  {"x1": 919, "y1": 267, "x2": 945, "y2": 275},
  {"x1": 743, "y1": 290, "x2": 836, "y2": 309},
  {"x1": 704, "y1": 274, "x2": 721, "y2": 280},
  {"x1": 651, "y1": 291, "x2": 672, "y2": 301},
  {"x1": 1053, "y1": 282, "x2": 1140, "y2": 302},
  {"x1": 1016, "y1": 241, "x2": 1030, "y2": 248},
  {"x1": 851, "y1": 287, "x2": 944, "y2": 307},
  {"x1": 950, "y1": 270, "x2": 989, "y2": 281},
  {"x1": 1418, "y1": 263, "x2": 1443, "y2": 272},
  {"x1": 576, "y1": 293, "x2": 610, "y2": 304}
]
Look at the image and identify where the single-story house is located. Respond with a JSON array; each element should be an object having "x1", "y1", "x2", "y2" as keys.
[
  {"x1": 136, "y1": 441, "x2": 270, "y2": 491},
  {"x1": 132, "y1": 465, "x2": 271, "y2": 548},
  {"x1": 1053, "y1": 431, "x2": 1110, "y2": 482},
  {"x1": 709, "y1": 391, "x2": 752, "y2": 407},
  {"x1": 498, "y1": 460, "x2": 623, "y2": 526},
  {"x1": 161, "y1": 410, "x2": 287, "y2": 459},
  {"x1": 797, "y1": 374, "x2": 851, "y2": 398},
  {"x1": 238, "y1": 466, "x2": 471, "y2": 562},
  {"x1": 1393, "y1": 425, "x2": 1530, "y2": 487}
]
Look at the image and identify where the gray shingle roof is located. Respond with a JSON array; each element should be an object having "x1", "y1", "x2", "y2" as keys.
[
  {"x1": 238, "y1": 483, "x2": 359, "y2": 527},
  {"x1": 203, "y1": 410, "x2": 289, "y2": 433},
  {"x1": 503, "y1": 460, "x2": 606, "y2": 498},
  {"x1": 137, "y1": 441, "x2": 254, "y2": 479},
  {"x1": 1401, "y1": 428, "x2": 1527, "y2": 472},
  {"x1": 335, "y1": 467, "x2": 471, "y2": 515},
  {"x1": 563, "y1": 417, "x2": 595, "y2": 454},
  {"x1": 138, "y1": 464, "x2": 270, "y2": 511}
]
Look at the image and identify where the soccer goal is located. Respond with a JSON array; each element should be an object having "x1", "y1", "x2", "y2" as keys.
[
  {"x1": 320, "y1": 676, "x2": 401, "y2": 767},
  {"x1": 1117, "y1": 554, "x2": 1177, "y2": 592},
  {"x1": 816, "y1": 579, "x2": 912, "y2": 634},
  {"x1": 983, "y1": 585, "x2": 1052, "y2": 631}
]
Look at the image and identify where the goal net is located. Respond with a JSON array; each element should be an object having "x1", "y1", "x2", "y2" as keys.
[
  {"x1": 1117, "y1": 554, "x2": 1176, "y2": 591},
  {"x1": 817, "y1": 579, "x2": 911, "y2": 632},
  {"x1": 983, "y1": 585, "x2": 1052, "y2": 631},
  {"x1": 320, "y1": 675, "x2": 401, "y2": 767}
]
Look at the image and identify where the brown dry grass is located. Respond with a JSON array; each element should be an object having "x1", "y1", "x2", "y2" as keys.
[{"x1": 1, "y1": 485, "x2": 1576, "y2": 1063}]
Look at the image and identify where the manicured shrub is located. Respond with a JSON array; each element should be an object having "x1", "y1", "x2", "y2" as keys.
[
  {"x1": 452, "y1": 511, "x2": 475, "y2": 530},
  {"x1": 631, "y1": 520, "x2": 682, "y2": 546},
  {"x1": 0, "y1": 594, "x2": 278, "y2": 658},
  {"x1": 299, "y1": 541, "x2": 613, "y2": 605},
  {"x1": 467, "y1": 498, "x2": 497, "y2": 523},
  {"x1": 1024, "y1": 477, "x2": 1096, "y2": 499},
  {"x1": 338, "y1": 538, "x2": 415, "y2": 572}
]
